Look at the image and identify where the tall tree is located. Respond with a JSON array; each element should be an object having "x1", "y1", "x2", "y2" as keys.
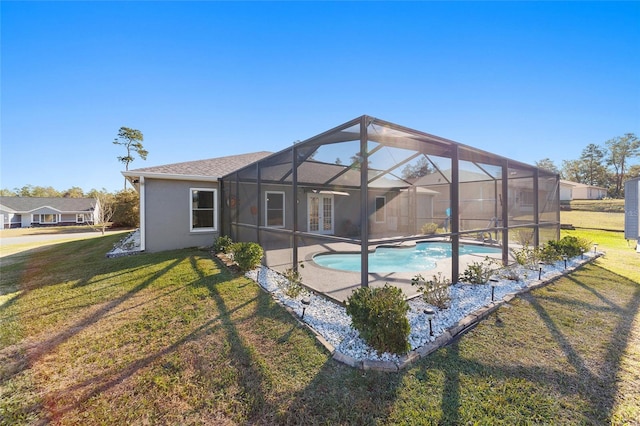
[
  {"x1": 606, "y1": 133, "x2": 640, "y2": 197},
  {"x1": 63, "y1": 186, "x2": 85, "y2": 198},
  {"x1": 579, "y1": 143, "x2": 608, "y2": 187},
  {"x1": 401, "y1": 156, "x2": 433, "y2": 179},
  {"x1": 561, "y1": 159, "x2": 584, "y2": 182},
  {"x1": 535, "y1": 158, "x2": 559, "y2": 174},
  {"x1": 627, "y1": 164, "x2": 640, "y2": 180},
  {"x1": 113, "y1": 127, "x2": 148, "y2": 189}
]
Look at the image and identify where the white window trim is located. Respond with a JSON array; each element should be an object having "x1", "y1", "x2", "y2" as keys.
[
  {"x1": 265, "y1": 191, "x2": 285, "y2": 228},
  {"x1": 76, "y1": 214, "x2": 85, "y2": 223},
  {"x1": 375, "y1": 196, "x2": 386, "y2": 223},
  {"x1": 190, "y1": 188, "x2": 217, "y2": 232},
  {"x1": 33, "y1": 213, "x2": 58, "y2": 224}
]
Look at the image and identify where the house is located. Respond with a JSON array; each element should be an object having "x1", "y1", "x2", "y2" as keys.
[
  {"x1": 0, "y1": 196, "x2": 99, "y2": 229},
  {"x1": 122, "y1": 152, "x2": 272, "y2": 252},
  {"x1": 624, "y1": 177, "x2": 640, "y2": 253},
  {"x1": 560, "y1": 180, "x2": 607, "y2": 201},
  {"x1": 122, "y1": 115, "x2": 560, "y2": 292}
]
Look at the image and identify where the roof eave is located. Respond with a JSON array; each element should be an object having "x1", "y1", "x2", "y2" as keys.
[{"x1": 121, "y1": 171, "x2": 220, "y2": 182}]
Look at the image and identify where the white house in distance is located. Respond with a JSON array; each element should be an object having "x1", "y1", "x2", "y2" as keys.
[
  {"x1": 0, "y1": 196, "x2": 99, "y2": 229},
  {"x1": 624, "y1": 177, "x2": 640, "y2": 253},
  {"x1": 559, "y1": 180, "x2": 608, "y2": 201}
]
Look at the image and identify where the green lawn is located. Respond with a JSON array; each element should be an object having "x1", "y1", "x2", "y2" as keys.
[{"x1": 1, "y1": 229, "x2": 638, "y2": 425}]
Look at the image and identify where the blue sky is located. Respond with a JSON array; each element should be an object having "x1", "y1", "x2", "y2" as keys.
[{"x1": 2, "y1": 1, "x2": 639, "y2": 193}]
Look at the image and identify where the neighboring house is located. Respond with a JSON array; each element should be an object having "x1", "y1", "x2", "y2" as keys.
[
  {"x1": 122, "y1": 152, "x2": 272, "y2": 252},
  {"x1": 559, "y1": 180, "x2": 607, "y2": 201},
  {"x1": 0, "y1": 196, "x2": 99, "y2": 229}
]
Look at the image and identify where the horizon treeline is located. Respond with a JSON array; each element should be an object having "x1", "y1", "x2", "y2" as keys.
[{"x1": 0, "y1": 185, "x2": 125, "y2": 198}]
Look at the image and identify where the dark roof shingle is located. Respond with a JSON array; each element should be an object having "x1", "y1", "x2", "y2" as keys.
[{"x1": 127, "y1": 151, "x2": 273, "y2": 178}]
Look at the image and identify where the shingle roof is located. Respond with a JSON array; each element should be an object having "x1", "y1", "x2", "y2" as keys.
[
  {"x1": 127, "y1": 151, "x2": 273, "y2": 178},
  {"x1": 0, "y1": 197, "x2": 96, "y2": 213}
]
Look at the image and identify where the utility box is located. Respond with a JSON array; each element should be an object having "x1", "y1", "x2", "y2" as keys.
[{"x1": 624, "y1": 177, "x2": 640, "y2": 253}]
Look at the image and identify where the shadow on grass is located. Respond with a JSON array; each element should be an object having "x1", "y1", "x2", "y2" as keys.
[{"x1": 3, "y1": 238, "x2": 638, "y2": 424}]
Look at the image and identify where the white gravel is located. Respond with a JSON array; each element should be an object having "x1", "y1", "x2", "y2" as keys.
[{"x1": 246, "y1": 252, "x2": 598, "y2": 363}]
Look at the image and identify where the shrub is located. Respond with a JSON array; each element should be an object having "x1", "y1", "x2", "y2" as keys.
[
  {"x1": 282, "y1": 264, "x2": 304, "y2": 298},
  {"x1": 231, "y1": 242, "x2": 264, "y2": 272},
  {"x1": 345, "y1": 284, "x2": 410, "y2": 355},
  {"x1": 555, "y1": 235, "x2": 591, "y2": 258},
  {"x1": 539, "y1": 243, "x2": 561, "y2": 264},
  {"x1": 459, "y1": 257, "x2": 498, "y2": 284},
  {"x1": 411, "y1": 272, "x2": 451, "y2": 309},
  {"x1": 513, "y1": 244, "x2": 541, "y2": 270},
  {"x1": 214, "y1": 235, "x2": 234, "y2": 253},
  {"x1": 420, "y1": 222, "x2": 439, "y2": 235}
]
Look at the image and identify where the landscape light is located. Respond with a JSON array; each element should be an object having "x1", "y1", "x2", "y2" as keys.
[
  {"x1": 562, "y1": 255, "x2": 568, "y2": 269},
  {"x1": 424, "y1": 308, "x2": 435, "y2": 336},
  {"x1": 489, "y1": 278, "x2": 499, "y2": 301},
  {"x1": 581, "y1": 248, "x2": 585, "y2": 259},
  {"x1": 593, "y1": 243, "x2": 598, "y2": 254},
  {"x1": 538, "y1": 262, "x2": 544, "y2": 280},
  {"x1": 301, "y1": 297, "x2": 311, "y2": 320}
]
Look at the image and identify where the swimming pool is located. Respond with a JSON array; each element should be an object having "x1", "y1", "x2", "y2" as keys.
[{"x1": 312, "y1": 242, "x2": 502, "y2": 273}]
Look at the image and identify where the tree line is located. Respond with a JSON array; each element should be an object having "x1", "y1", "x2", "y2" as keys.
[{"x1": 536, "y1": 133, "x2": 639, "y2": 198}]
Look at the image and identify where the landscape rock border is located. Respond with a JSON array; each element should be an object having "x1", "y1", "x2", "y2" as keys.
[{"x1": 220, "y1": 251, "x2": 602, "y2": 372}]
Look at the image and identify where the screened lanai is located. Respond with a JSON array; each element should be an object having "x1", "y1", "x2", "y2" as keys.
[{"x1": 221, "y1": 116, "x2": 560, "y2": 302}]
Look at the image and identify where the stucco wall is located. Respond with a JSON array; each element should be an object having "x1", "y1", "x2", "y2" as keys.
[{"x1": 144, "y1": 178, "x2": 219, "y2": 253}]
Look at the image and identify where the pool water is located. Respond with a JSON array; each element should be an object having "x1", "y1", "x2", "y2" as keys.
[{"x1": 312, "y1": 242, "x2": 501, "y2": 273}]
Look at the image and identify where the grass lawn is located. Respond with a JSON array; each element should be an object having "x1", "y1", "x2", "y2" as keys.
[
  {"x1": 1, "y1": 229, "x2": 638, "y2": 424},
  {"x1": 560, "y1": 210, "x2": 625, "y2": 231}
]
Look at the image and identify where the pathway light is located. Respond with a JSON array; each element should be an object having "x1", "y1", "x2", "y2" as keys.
[
  {"x1": 489, "y1": 278, "x2": 499, "y2": 301},
  {"x1": 301, "y1": 296, "x2": 311, "y2": 319},
  {"x1": 424, "y1": 308, "x2": 435, "y2": 336}
]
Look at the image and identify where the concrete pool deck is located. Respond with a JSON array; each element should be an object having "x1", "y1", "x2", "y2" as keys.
[{"x1": 263, "y1": 239, "x2": 510, "y2": 304}]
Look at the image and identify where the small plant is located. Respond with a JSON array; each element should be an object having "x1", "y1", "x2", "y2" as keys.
[
  {"x1": 513, "y1": 244, "x2": 541, "y2": 270},
  {"x1": 231, "y1": 242, "x2": 264, "y2": 272},
  {"x1": 282, "y1": 264, "x2": 305, "y2": 298},
  {"x1": 345, "y1": 284, "x2": 411, "y2": 355},
  {"x1": 411, "y1": 272, "x2": 451, "y2": 309},
  {"x1": 420, "y1": 222, "x2": 439, "y2": 235},
  {"x1": 214, "y1": 235, "x2": 234, "y2": 253},
  {"x1": 459, "y1": 257, "x2": 498, "y2": 284},
  {"x1": 539, "y1": 243, "x2": 561, "y2": 264}
]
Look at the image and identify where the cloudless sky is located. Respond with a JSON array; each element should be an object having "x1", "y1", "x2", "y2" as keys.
[{"x1": 2, "y1": 1, "x2": 639, "y2": 193}]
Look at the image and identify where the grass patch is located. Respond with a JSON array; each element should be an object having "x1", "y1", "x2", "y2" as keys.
[
  {"x1": 560, "y1": 210, "x2": 624, "y2": 231},
  {"x1": 1, "y1": 228, "x2": 638, "y2": 424}
]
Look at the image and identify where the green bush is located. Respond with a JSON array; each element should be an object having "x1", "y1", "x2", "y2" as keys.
[
  {"x1": 231, "y1": 242, "x2": 264, "y2": 272},
  {"x1": 420, "y1": 222, "x2": 439, "y2": 235},
  {"x1": 345, "y1": 284, "x2": 411, "y2": 355},
  {"x1": 459, "y1": 257, "x2": 498, "y2": 284},
  {"x1": 411, "y1": 272, "x2": 451, "y2": 309},
  {"x1": 214, "y1": 235, "x2": 234, "y2": 253},
  {"x1": 549, "y1": 235, "x2": 591, "y2": 258}
]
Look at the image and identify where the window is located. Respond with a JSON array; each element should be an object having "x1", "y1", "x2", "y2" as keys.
[
  {"x1": 33, "y1": 214, "x2": 58, "y2": 224},
  {"x1": 375, "y1": 196, "x2": 386, "y2": 223},
  {"x1": 265, "y1": 191, "x2": 285, "y2": 227},
  {"x1": 76, "y1": 214, "x2": 86, "y2": 223},
  {"x1": 191, "y1": 189, "x2": 216, "y2": 231}
]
